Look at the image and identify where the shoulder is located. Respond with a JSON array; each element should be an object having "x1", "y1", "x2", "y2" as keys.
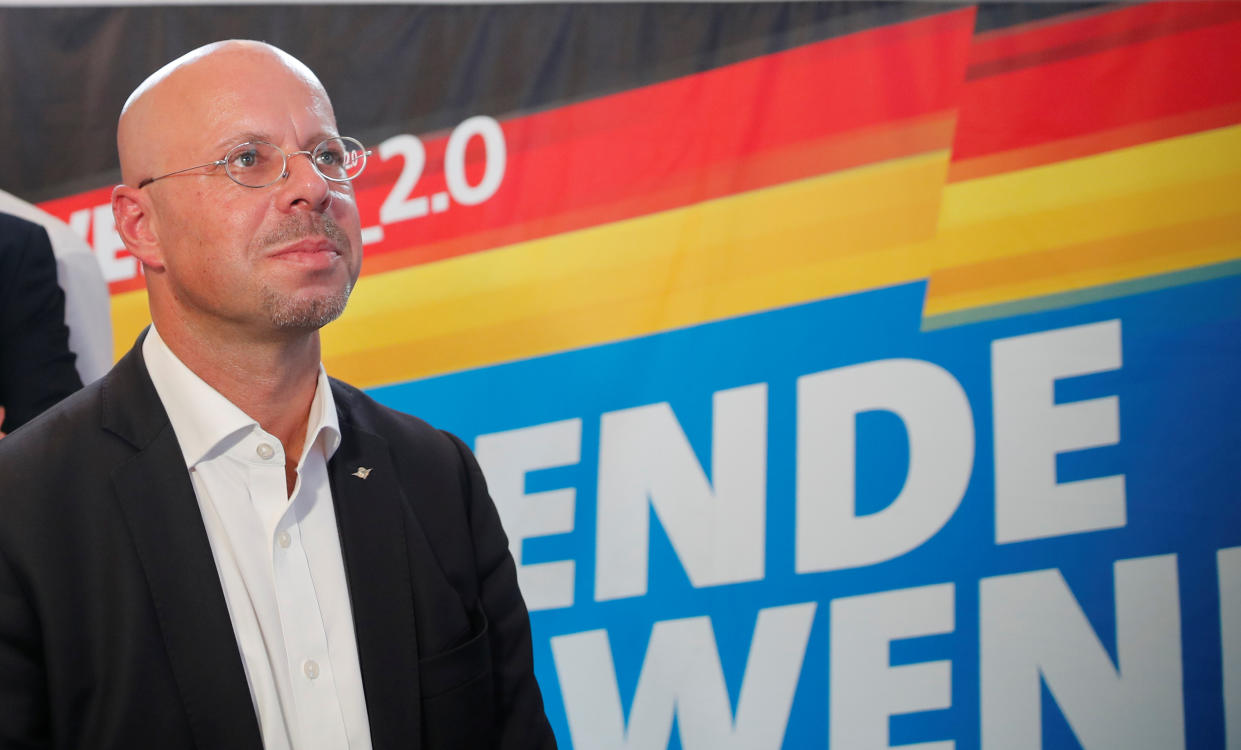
[
  {"x1": 0, "y1": 211, "x2": 45, "y2": 238},
  {"x1": 0, "y1": 378, "x2": 103, "y2": 457},
  {"x1": 0, "y1": 342, "x2": 157, "y2": 478},
  {"x1": 327, "y1": 377, "x2": 492, "y2": 562},
  {"x1": 0, "y1": 378, "x2": 122, "y2": 531},
  {"x1": 0, "y1": 213, "x2": 53, "y2": 280},
  {"x1": 0, "y1": 212, "x2": 52, "y2": 259}
]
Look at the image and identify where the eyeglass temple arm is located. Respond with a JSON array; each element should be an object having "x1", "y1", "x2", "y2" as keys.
[{"x1": 137, "y1": 159, "x2": 227, "y2": 189}]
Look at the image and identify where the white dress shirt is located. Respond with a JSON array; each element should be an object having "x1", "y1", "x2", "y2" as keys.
[{"x1": 143, "y1": 326, "x2": 373, "y2": 750}]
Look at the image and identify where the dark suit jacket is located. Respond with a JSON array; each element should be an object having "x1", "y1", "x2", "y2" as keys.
[
  {"x1": 0, "y1": 212, "x2": 82, "y2": 433},
  {"x1": 0, "y1": 335, "x2": 556, "y2": 749}
]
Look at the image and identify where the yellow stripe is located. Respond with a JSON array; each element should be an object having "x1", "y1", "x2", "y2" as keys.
[
  {"x1": 940, "y1": 124, "x2": 1241, "y2": 230},
  {"x1": 110, "y1": 289, "x2": 151, "y2": 361},
  {"x1": 321, "y1": 151, "x2": 949, "y2": 386},
  {"x1": 929, "y1": 237, "x2": 1241, "y2": 315},
  {"x1": 928, "y1": 171, "x2": 1241, "y2": 273},
  {"x1": 923, "y1": 125, "x2": 1241, "y2": 316}
]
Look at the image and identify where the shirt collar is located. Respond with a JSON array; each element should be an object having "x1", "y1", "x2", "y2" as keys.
[{"x1": 143, "y1": 325, "x2": 341, "y2": 469}]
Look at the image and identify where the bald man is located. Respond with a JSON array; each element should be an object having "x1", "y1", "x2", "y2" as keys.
[{"x1": 0, "y1": 41, "x2": 556, "y2": 750}]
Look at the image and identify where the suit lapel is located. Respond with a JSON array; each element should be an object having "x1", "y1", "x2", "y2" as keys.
[
  {"x1": 103, "y1": 337, "x2": 264, "y2": 750},
  {"x1": 330, "y1": 408, "x2": 422, "y2": 750}
]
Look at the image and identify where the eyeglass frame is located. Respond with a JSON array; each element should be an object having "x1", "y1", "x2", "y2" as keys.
[{"x1": 136, "y1": 136, "x2": 372, "y2": 189}]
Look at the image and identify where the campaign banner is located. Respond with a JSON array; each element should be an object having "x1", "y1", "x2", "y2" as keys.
[
  {"x1": 378, "y1": 267, "x2": 1240, "y2": 750},
  {"x1": 18, "y1": 2, "x2": 1241, "y2": 747}
]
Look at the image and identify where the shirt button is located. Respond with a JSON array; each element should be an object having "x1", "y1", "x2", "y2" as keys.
[
  {"x1": 303, "y1": 659, "x2": 320, "y2": 680},
  {"x1": 277, "y1": 531, "x2": 291, "y2": 549},
  {"x1": 256, "y1": 443, "x2": 275, "y2": 460}
]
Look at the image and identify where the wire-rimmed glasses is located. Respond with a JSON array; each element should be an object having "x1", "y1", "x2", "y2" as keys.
[{"x1": 137, "y1": 136, "x2": 371, "y2": 189}]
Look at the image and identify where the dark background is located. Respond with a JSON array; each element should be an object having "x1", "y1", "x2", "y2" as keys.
[{"x1": 0, "y1": 2, "x2": 1101, "y2": 202}]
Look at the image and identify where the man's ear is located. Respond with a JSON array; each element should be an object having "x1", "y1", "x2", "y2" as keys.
[{"x1": 111, "y1": 184, "x2": 165, "y2": 270}]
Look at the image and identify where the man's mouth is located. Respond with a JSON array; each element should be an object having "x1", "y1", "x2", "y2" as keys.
[{"x1": 267, "y1": 237, "x2": 343, "y2": 269}]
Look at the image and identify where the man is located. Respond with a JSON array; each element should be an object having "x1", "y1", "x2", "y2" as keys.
[
  {"x1": 0, "y1": 41, "x2": 556, "y2": 749},
  {"x1": 0, "y1": 211, "x2": 83, "y2": 438}
]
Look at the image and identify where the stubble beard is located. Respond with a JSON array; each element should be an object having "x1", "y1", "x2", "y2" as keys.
[
  {"x1": 261, "y1": 279, "x2": 353, "y2": 329},
  {"x1": 257, "y1": 214, "x2": 357, "y2": 330}
]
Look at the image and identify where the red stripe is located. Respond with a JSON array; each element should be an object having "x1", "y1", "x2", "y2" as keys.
[
  {"x1": 361, "y1": 112, "x2": 958, "y2": 275},
  {"x1": 953, "y1": 9, "x2": 1241, "y2": 163},
  {"x1": 352, "y1": 7, "x2": 975, "y2": 267},
  {"x1": 948, "y1": 101, "x2": 1241, "y2": 183}
]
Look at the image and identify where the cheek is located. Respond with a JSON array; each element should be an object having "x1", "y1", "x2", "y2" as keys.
[
  {"x1": 328, "y1": 190, "x2": 364, "y2": 270},
  {"x1": 167, "y1": 238, "x2": 238, "y2": 298},
  {"x1": 163, "y1": 185, "x2": 262, "y2": 249},
  {"x1": 164, "y1": 206, "x2": 258, "y2": 291}
]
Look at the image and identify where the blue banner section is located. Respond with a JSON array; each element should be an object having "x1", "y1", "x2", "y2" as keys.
[{"x1": 370, "y1": 275, "x2": 1241, "y2": 749}]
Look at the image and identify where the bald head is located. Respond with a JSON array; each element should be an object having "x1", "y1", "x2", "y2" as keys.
[
  {"x1": 118, "y1": 41, "x2": 333, "y2": 187},
  {"x1": 109, "y1": 38, "x2": 362, "y2": 347}
]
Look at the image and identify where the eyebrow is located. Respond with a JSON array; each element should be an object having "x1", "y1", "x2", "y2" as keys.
[
  {"x1": 209, "y1": 131, "x2": 340, "y2": 154},
  {"x1": 209, "y1": 132, "x2": 268, "y2": 153}
]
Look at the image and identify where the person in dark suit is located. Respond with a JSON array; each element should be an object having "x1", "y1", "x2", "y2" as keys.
[
  {"x1": 0, "y1": 40, "x2": 556, "y2": 750},
  {"x1": 0, "y1": 212, "x2": 83, "y2": 437}
]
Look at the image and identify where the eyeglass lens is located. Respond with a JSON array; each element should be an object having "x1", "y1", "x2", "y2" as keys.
[{"x1": 224, "y1": 137, "x2": 368, "y2": 187}]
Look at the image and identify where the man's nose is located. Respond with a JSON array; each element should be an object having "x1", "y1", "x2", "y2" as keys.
[{"x1": 277, "y1": 151, "x2": 331, "y2": 211}]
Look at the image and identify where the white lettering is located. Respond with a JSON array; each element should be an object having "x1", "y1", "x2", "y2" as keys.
[
  {"x1": 444, "y1": 115, "x2": 507, "y2": 206},
  {"x1": 67, "y1": 207, "x2": 91, "y2": 241},
  {"x1": 551, "y1": 602, "x2": 815, "y2": 750},
  {"x1": 980, "y1": 554, "x2": 1184, "y2": 749},
  {"x1": 830, "y1": 582, "x2": 955, "y2": 750},
  {"x1": 796, "y1": 359, "x2": 973, "y2": 573},
  {"x1": 992, "y1": 320, "x2": 1124, "y2": 543},
  {"x1": 595, "y1": 384, "x2": 767, "y2": 601},
  {"x1": 474, "y1": 419, "x2": 580, "y2": 611},
  {"x1": 1219, "y1": 546, "x2": 1241, "y2": 750},
  {"x1": 377, "y1": 133, "x2": 429, "y2": 223}
]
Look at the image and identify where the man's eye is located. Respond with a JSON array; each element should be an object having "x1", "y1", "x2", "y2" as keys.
[
  {"x1": 317, "y1": 149, "x2": 342, "y2": 166},
  {"x1": 231, "y1": 150, "x2": 260, "y2": 168}
]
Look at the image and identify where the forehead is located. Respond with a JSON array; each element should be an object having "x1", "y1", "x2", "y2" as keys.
[{"x1": 158, "y1": 49, "x2": 338, "y2": 151}]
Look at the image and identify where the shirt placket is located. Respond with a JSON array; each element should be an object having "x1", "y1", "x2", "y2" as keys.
[{"x1": 248, "y1": 432, "x2": 351, "y2": 750}]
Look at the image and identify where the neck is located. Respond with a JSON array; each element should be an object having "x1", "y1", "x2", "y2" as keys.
[{"x1": 153, "y1": 313, "x2": 322, "y2": 462}]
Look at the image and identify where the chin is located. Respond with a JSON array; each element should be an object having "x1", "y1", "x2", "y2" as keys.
[{"x1": 263, "y1": 284, "x2": 352, "y2": 329}]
